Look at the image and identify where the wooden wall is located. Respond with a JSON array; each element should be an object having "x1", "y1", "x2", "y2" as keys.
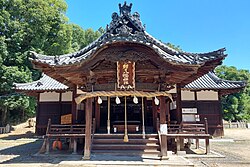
[
  {"x1": 180, "y1": 90, "x2": 223, "y2": 136},
  {"x1": 36, "y1": 102, "x2": 72, "y2": 135},
  {"x1": 182, "y1": 100, "x2": 223, "y2": 136},
  {"x1": 36, "y1": 92, "x2": 72, "y2": 135}
]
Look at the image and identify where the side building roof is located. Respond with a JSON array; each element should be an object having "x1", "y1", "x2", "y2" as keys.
[
  {"x1": 14, "y1": 72, "x2": 246, "y2": 95},
  {"x1": 183, "y1": 72, "x2": 246, "y2": 95},
  {"x1": 14, "y1": 74, "x2": 69, "y2": 91}
]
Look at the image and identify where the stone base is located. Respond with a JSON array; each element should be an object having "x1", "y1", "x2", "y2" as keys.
[
  {"x1": 177, "y1": 151, "x2": 186, "y2": 155},
  {"x1": 161, "y1": 155, "x2": 169, "y2": 160},
  {"x1": 82, "y1": 155, "x2": 90, "y2": 160}
]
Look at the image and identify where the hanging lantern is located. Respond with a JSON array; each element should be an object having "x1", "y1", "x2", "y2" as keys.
[
  {"x1": 97, "y1": 96, "x2": 102, "y2": 104},
  {"x1": 154, "y1": 96, "x2": 159, "y2": 105},
  {"x1": 116, "y1": 96, "x2": 121, "y2": 104},
  {"x1": 133, "y1": 95, "x2": 138, "y2": 104}
]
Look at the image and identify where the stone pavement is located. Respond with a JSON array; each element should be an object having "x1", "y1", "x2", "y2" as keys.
[
  {"x1": 0, "y1": 137, "x2": 196, "y2": 167},
  {"x1": 0, "y1": 136, "x2": 225, "y2": 167}
]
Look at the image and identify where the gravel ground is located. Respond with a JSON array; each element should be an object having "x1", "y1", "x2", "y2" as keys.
[{"x1": 1, "y1": 123, "x2": 250, "y2": 167}]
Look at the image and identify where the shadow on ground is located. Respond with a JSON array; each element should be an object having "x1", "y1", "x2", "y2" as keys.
[{"x1": 0, "y1": 131, "x2": 35, "y2": 140}]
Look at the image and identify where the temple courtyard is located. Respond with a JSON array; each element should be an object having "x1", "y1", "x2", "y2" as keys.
[{"x1": 0, "y1": 123, "x2": 249, "y2": 167}]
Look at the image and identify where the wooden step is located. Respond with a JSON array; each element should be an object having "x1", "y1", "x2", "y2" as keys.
[
  {"x1": 92, "y1": 138, "x2": 159, "y2": 144},
  {"x1": 92, "y1": 144, "x2": 159, "y2": 150},
  {"x1": 92, "y1": 149, "x2": 161, "y2": 155},
  {"x1": 91, "y1": 133, "x2": 160, "y2": 156},
  {"x1": 93, "y1": 134, "x2": 158, "y2": 139}
]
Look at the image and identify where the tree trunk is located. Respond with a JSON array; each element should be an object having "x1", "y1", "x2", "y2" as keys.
[{"x1": 1, "y1": 105, "x2": 8, "y2": 126}]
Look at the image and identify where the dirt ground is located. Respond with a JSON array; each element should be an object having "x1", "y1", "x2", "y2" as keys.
[
  {"x1": 0, "y1": 122, "x2": 250, "y2": 167},
  {"x1": 188, "y1": 129, "x2": 250, "y2": 167}
]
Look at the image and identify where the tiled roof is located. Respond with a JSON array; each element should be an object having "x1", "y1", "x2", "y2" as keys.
[
  {"x1": 14, "y1": 74, "x2": 69, "y2": 91},
  {"x1": 29, "y1": 3, "x2": 226, "y2": 67},
  {"x1": 15, "y1": 72, "x2": 246, "y2": 92},
  {"x1": 184, "y1": 72, "x2": 246, "y2": 90}
]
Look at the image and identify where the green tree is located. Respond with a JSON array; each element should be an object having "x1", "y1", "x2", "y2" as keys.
[
  {"x1": 0, "y1": 0, "x2": 103, "y2": 126},
  {"x1": 0, "y1": 0, "x2": 70, "y2": 125},
  {"x1": 166, "y1": 42, "x2": 182, "y2": 51},
  {"x1": 215, "y1": 65, "x2": 250, "y2": 121}
]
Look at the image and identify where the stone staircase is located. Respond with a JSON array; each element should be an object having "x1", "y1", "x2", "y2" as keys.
[{"x1": 91, "y1": 134, "x2": 161, "y2": 156}]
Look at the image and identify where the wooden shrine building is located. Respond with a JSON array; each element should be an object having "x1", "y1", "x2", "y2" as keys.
[{"x1": 15, "y1": 2, "x2": 246, "y2": 159}]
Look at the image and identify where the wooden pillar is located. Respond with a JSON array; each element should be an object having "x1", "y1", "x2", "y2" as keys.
[
  {"x1": 71, "y1": 86, "x2": 77, "y2": 124},
  {"x1": 176, "y1": 137, "x2": 180, "y2": 151},
  {"x1": 73, "y1": 138, "x2": 77, "y2": 154},
  {"x1": 218, "y1": 91, "x2": 224, "y2": 136},
  {"x1": 160, "y1": 97, "x2": 167, "y2": 125},
  {"x1": 196, "y1": 139, "x2": 199, "y2": 149},
  {"x1": 152, "y1": 99, "x2": 158, "y2": 131},
  {"x1": 107, "y1": 97, "x2": 111, "y2": 134},
  {"x1": 176, "y1": 84, "x2": 182, "y2": 124},
  {"x1": 124, "y1": 96, "x2": 129, "y2": 142},
  {"x1": 159, "y1": 96, "x2": 168, "y2": 159},
  {"x1": 83, "y1": 98, "x2": 93, "y2": 160},
  {"x1": 142, "y1": 97, "x2": 146, "y2": 139},
  {"x1": 95, "y1": 98, "x2": 100, "y2": 132},
  {"x1": 35, "y1": 93, "x2": 40, "y2": 135},
  {"x1": 166, "y1": 100, "x2": 170, "y2": 125},
  {"x1": 45, "y1": 138, "x2": 50, "y2": 154},
  {"x1": 205, "y1": 138, "x2": 210, "y2": 154},
  {"x1": 59, "y1": 92, "x2": 62, "y2": 124}
]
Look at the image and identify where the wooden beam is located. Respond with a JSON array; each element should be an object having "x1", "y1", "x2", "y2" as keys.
[{"x1": 83, "y1": 98, "x2": 93, "y2": 160}]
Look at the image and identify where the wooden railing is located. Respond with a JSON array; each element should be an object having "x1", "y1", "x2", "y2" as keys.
[
  {"x1": 164, "y1": 118, "x2": 211, "y2": 154},
  {"x1": 41, "y1": 118, "x2": 95, "y2": 154},
  {"x1": 49, "y1": 124, "x2": 86, "y2": 134},
  {"x1": 167, "y1": 118, "x2": 209, "y2": 134}
]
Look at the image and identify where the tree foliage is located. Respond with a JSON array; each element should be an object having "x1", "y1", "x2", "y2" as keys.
[
  {"x1": 215, "y1": 65, "x2": 250, "y2": 121},
  {"x1": 0, "y1": 0, "x2": 103, "y2": 126}
]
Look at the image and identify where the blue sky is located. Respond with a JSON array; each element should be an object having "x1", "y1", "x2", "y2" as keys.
[{"x1": 66, "y1": 0, "x2": 250, "y2": 70}]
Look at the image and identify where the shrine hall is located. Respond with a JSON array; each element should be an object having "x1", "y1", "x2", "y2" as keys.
[{"x1": 15, "y1": 2, "x2": 246, "y2": 159}]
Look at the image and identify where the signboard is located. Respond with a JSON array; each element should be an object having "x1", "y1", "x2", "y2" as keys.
[
  {"x1": 182, "y1": 108, "x2": 197, "y2": 114},
  {"x1": 160, "y1": 124, "x2": 168, "y2": 135},
  {"x1": 117, "y1": 61, "x2": 135, "y2": 89},
  {"x1": 61, "y1": 114, "x2": 72, "y2": 124}
]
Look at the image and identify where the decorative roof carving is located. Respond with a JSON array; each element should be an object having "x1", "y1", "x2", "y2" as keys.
[
  {"x1": 116, "y1": 24, "x2": 133, "y2": 35},
  {"x1": 119, "y1": 2, "x2": 132, "y2": 16}
]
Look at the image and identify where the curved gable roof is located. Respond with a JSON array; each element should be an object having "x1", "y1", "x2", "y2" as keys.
[{"x1": 30, "y1": 3, "x2": 226, "y2": 67}]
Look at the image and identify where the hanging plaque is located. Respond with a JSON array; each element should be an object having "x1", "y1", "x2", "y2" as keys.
[{"x1": 117, "y1": 61, "x2": 135, "y2": 89}]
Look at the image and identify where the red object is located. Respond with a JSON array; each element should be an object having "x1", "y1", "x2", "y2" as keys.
[{"x1": 52, "y1": 139, "x2": 62, "y2": 150}]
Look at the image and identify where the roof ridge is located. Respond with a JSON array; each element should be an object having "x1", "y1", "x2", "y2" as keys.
[
  {"x1": 14, "y1": 74, "x2": 45, "y2": 86},
  {"x1": 209, "y1": 71, "x2": 247, "y2": 86}
]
